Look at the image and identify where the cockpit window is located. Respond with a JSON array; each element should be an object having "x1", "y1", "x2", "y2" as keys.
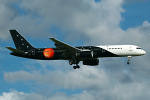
[{"x1": 136, "y1": 47, "x2": 141, "y2": 49}]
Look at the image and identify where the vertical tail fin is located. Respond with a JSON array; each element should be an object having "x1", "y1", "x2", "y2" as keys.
[{"x1": 9, "y1": 30, "x2": 35, "y2": 51}]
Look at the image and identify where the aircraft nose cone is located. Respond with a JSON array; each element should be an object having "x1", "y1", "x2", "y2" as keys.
[
  {"x1": 144, "y1": 51, "x2": 146, "y2": 54},
  {"x1": 142, "y1": 50, "x2": 146, "y2": 55}
]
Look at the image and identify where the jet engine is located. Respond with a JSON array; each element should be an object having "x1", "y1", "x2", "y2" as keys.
[{"x1": 83, "y1": 59, "x2": 99, "y2": 66}]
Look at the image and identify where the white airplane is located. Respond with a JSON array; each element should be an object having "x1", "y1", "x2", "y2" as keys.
[
  {"x1": 97, "y1": 45, "x2": 146, "y2": 64},
  {"x1": 7, "y1": 30, "x2": 146, "y2": 69}
]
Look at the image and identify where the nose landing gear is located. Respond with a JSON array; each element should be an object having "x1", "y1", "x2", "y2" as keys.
[{"x1": 127, "y1": 56, "x2": 132, "y2": 65}]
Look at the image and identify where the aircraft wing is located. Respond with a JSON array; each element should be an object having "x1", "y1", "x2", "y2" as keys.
[{"x1": 49, "y1": 38, "x2": 81, "y2": 57}]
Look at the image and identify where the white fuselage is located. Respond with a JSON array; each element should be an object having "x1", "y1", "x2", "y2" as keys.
[{"x1": 98, "y1": 45, "x2": 146, "y2": 57}]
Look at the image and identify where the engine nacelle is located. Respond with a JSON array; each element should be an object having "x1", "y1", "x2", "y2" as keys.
[{"x1": 83, "y1": 59, "x2": 99, "y2": 66}]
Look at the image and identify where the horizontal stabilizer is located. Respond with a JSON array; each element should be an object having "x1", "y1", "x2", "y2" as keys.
[{"x1": 6, "y1": 47, "x2": 27, "y2": 55}]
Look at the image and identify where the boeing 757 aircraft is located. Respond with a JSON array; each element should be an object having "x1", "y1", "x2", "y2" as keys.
[{"x1": 6, "y1": 30, "x2": 146, "y2": 69}]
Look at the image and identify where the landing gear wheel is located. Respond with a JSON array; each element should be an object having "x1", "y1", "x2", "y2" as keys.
[
  {"x1": 69, "y1": 59, "x2": 80, "y2": 69},
  {"x1": 127, "y1": 56, "x2": 132, "y2": 65},
  {"x1": 73, "y1": 66, "x2": 76, "y2": 69},
  {"x1": 73, "y1": 65, "x2": 80, "y2": 69},
  {"x1": 76, "y1": 65, "x2": 80, "y2": 69}
]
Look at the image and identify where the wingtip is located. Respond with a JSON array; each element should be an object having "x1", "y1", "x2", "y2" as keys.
[
  {"x1": 49, "y1": 37, "x2": 54, "y2": 39},
  {"x1": 49, "y1": 37, "x2": 55, "y2": 40},
  {"x1": 6, "y1": 47, "x2": 10, "y2": 49}
]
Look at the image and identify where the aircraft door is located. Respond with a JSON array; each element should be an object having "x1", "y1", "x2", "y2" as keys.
[
  {"x1": 129, "y1": 46, "x2": 133, "y2": 52},
  {"x1": 102, "y1": 47, "x2": 105, "y2": 52}
]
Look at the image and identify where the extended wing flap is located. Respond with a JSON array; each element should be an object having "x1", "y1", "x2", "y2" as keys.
[
  {"x1": 49, "y1": 38, "x2": 81, "y2": 52},
  {"x1": 6, "y1": 47, "x2": 27, "y2": 55}
]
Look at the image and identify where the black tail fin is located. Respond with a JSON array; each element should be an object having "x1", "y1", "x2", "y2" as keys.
[{"x1": 9, "y1": 30, "x2": 35, "y2": 51}]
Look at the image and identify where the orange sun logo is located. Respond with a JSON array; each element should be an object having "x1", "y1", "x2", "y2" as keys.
[{"x1": 43, "y1": 48, "x2": 54, "y2": 58}]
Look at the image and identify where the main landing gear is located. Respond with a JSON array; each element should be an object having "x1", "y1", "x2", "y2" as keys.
[
  {"x1": 69, "y1": 60, "x2": 80, "y2": 69},
  {"x1": 73, "y1": 65, "x2": 80, "y2": 69},
  {"x1": 127, "y1": 56, "x2": 132, "y2": 65}
]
